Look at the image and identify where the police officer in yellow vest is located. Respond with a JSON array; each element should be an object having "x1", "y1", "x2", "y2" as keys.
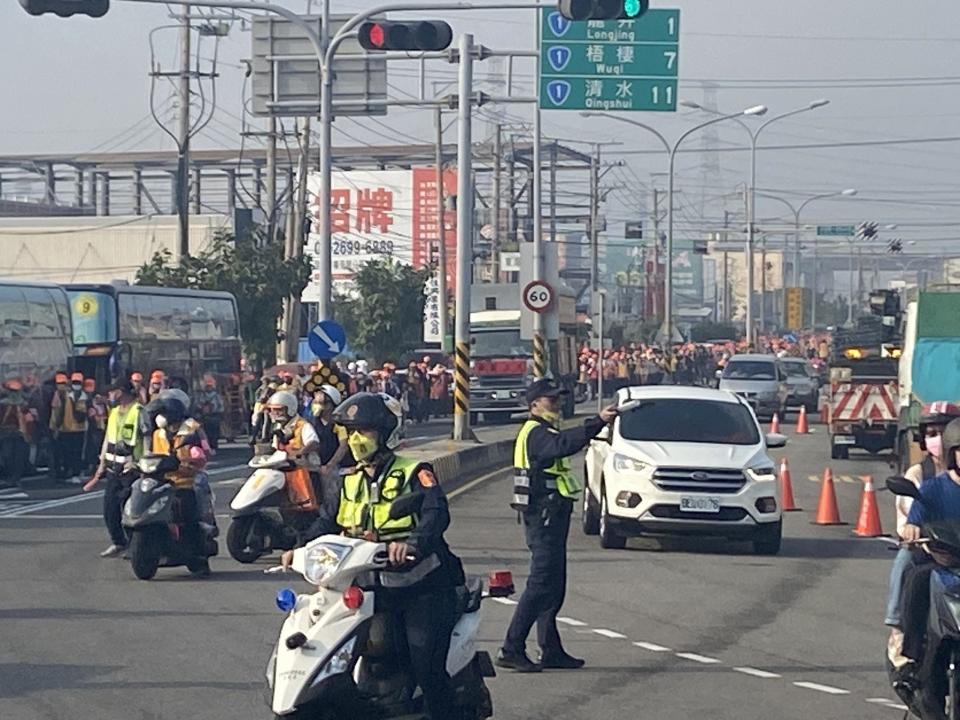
[
  {"x1": 497, "y1": 379, "x2": 618, "y2": 673},
  {"x1": 282, "y1": 392, "x2": 465, "y2": 720},
  {"x1": 83, "y1": 380, "x2": 143, "y2": 557}
]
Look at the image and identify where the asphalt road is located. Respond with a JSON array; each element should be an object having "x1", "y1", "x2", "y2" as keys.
[{"x1": 0, "y1": 414, "x2": 906, "y2": 720}]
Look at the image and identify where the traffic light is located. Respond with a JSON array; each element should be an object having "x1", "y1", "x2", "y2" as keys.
[
  {"x1": 358, "y1": 21, "x2": 453, "y2": 51},
  {"x1": 887, "y1": 239, "x2": 903, "y2": 254},
  {"x1": 19, "y1": 0, "x2": 109, "y2": 17},
  {"x1": 558, "y1": 0, "x2": 649, "y2": 21},
  {"x1": 856, "y1": 221, "x2": 879, "y2": 240}
]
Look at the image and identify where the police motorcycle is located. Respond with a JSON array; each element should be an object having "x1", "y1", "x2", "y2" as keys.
[
  {"x1": 264, "y1": 494, "x2": 512, "y2": 720},
  {"x1": 227, "y1": 444, "x2": 319, "y2": 564},
  {"x1": 122, "y1": 391, "x2": 218, "y2": 581},
  {"x1": 887, "y1": 476, "x2": 960, "y2": 719}
]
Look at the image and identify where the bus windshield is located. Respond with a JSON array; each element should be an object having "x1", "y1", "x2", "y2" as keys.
[
  {"x1": 67, "y1": 289, "x2": 118, "y2": 346},
  {"x1": 0, "y1": 284, "x2": 73, "y2": 383}
]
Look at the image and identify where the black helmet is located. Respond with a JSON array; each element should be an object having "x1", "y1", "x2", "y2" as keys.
[
  {"x1": 144, "y1": 394, "x2": 187, "y2": 428},
  {"x1": 944, "y1": 418, "x2": 960, "y2": 472},
  {"x1": 332, "y1": 392, "x2": 400, "y2": 446}
]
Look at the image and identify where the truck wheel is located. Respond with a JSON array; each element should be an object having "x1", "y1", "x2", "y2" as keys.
[{"x1": 599, "y1": 485, "x2": 627, "y2": 549}]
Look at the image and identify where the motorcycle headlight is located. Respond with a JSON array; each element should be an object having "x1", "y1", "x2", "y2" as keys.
[
  {"x1": 146, "y1": 496, "x2": 169, "y2": 515},
  {"x1": 303, "y1": 542, "x2": 352, "y2": 586},
  {"x1": 311, "y1": 636, "x2": 357, "y2": 687},
  {"x1": 747, "y1": 465, "x2": 776, "y2": 482},
  {"x1": 612, "y1": 454, "x2": 648, "y2": 474}
]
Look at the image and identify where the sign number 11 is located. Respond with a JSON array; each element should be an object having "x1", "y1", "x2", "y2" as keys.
[{"x1": 651, "y1": 85, "x2": 674, "y2": 105}]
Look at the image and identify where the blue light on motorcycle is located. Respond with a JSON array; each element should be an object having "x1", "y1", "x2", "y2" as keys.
[{"x1": 276, "y1": 588, "x2": 297, "y2": 612}]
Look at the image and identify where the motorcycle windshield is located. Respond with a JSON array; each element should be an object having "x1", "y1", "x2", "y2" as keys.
[
  {"x1": 127, "y1": 479, "x2": 170, "y2": 516},
  {"x1": 926, "y1": 520, "x2": 960, "y2": 557}
]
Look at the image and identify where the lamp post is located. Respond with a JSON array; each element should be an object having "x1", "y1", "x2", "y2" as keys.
[
  {"x1": 682, "y1": 99, "x2": 830, "y2": 345},
  {"x1": 581, "y1": 104, "x2": 767, "y2": 344}
]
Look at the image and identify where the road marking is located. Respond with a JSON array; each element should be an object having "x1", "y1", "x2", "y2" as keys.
[
  {"x1": 633, "y1": 641, "x2": 671, "y2": 652},
  {"x1": 557, "y1": 617, "x2": 588, "y2": 627},
  {"x1": 675, "y1": 652, "x2": 722, "y2": 665},
  {"x1": 491, "y1": 597, "x2": 517, "y2": 606},
  {"x1": 808, "y1": 475, "x2": 820, "y2": 482},
  {"x1": 448, "y1": 466, "x2": 510, "y2": 499},
  {"x1": 733, "y1": 666, "x2": 781, "y2": 679},
  {"x1": 793, "y1": 681, "x2": 850, "y2": 695},
  {"x1": 0, "y1": 489, "x2": 27, "y2": 499},
  {"x1": 866, "y1": 698, "x2": 908, "y2": 710},
  {"x1": 592, "y1": 628, "x2": 627, "y2": 639},
  {"x1": 3, "y1": 514, "x2": 103, "y2": 520}
]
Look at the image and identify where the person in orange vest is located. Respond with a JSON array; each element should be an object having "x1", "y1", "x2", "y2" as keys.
[
  {"x1": 147, "y1": 370, "x2": 166, "y2": 402},
  {"x1": 0, "y1": 378, "x2": 30, "y2": 488},
  {"x1": 266, "y1": 391, "x2": 321, "y2": 512},
  {"x1": 49, "y1": 372, "x2": 89, "y2": 484}
]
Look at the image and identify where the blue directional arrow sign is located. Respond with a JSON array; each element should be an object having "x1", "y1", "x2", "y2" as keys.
[{"x1": 308, "y1": 320, "x2": 347, "y2": 359}]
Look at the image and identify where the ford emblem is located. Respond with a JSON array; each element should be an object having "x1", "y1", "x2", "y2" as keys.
[{"x1": 691, "y1": 471, "x2": 710, "y2": 481}]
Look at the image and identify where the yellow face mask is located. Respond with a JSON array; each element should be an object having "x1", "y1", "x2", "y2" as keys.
[
  {"x1": 348, "y1": 431, "x2": 379, "y2": 462},
  {"x1": 541, "y1": 410, "x2": 561, "y2": 428}
]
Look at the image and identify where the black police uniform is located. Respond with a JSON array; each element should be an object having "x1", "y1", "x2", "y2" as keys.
[{"x1": 501, "y1": 383, "x2": 607, "y2": 668}]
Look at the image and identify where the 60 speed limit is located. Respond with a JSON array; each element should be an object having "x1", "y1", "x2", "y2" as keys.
[{"x1": 522, "y1": 281, "x2": 554, "y2": 313}]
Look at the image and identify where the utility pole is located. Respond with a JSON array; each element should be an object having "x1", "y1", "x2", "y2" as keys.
[
  {"x1": 452, "y1": 33, "x2": 474, "y2": 442},
  {"x1": 549, "y1": 141, "x2": 558, "y2": 243},
  {"x1": 588, "y1": 145, "x2": 600, "y2": 311},
  {"x1": 434, "y1": 107, "x2": 449, "y2": 350},
  {"x1": 650, "y1": 187, "x2": 660, "y2": 320},
  {"x1": 760, "y1": 235, "x2": 767, "y2": 332},
  {"x1": 265, "y1": 116, "x2": 277, "y2": 243},
  {"x1": 279, "y1": 117, "x2": 310, "y2": 361},
  {"x1": 176, "y1": 3, "x2": 191, "y2": 258},
  {"x1": 743, "y1": 186, "x2": 751, "y2": 344},
  {"x1": 721, "y1": 209, "x2": 729, "y2": 322},
  {"x1": 492, "y1": 123, "x2": 502, "y2": 281}
]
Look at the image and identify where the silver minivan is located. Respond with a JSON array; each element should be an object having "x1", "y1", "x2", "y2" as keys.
[{"x1": 718, "y1": 354, "x2": 789, "y2": 420}]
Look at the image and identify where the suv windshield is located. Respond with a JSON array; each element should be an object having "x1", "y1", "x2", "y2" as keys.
[
  {"x1": 782, "y1": 362, "x2": 809, "y2": 378},
  {"x1": 722, "y1": 361, "x2": 776, "y2": 380},
  {"x1": 618, "y1": 399, "x2": 760, "y2": 445}
]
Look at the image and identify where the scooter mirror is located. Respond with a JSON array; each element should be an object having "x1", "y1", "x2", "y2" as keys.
[
  {"x1": 388, "y1": 492, "x2": 425, "y2": 520},
  {"x1": 886, "y1": 476, "x2": 921, "y2": 500}
]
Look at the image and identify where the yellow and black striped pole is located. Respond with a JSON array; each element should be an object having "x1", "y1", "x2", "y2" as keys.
[
  {"x1": 533, "y1": 332, "x2": 547, "y2": 379},
  {"x1": 454, "y1": 341, "x2": 471, "y2": 425}
]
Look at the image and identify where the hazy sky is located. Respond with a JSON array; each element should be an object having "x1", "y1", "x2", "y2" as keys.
[{"x1": 2, "y1": 0, "x2": 960, "y2": 258}]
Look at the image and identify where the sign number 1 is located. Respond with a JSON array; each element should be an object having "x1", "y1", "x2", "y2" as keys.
[{"x1": 651, "y1": 85, "x2": 674, "y2": 105}]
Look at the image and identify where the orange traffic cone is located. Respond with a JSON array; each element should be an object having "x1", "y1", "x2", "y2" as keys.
[
  {"x1": 853, "y1": 475, "x2": 885, "y2": 537},
  {"x1": 770, "y1": 413, "x2": 781, "y2": 434},
  {"x1": 796, "y1": 406, "x2": 810, "y2": 434},
  {"x1": 812, "y1": 467, "x2": 845, "y2": 526},
  {"x1": 779, "y1": 457, "x2": 801, "y2": 512}
]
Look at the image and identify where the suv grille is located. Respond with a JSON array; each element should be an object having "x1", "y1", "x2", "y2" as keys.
[{"x1": 652, "y1": 467, "x2": 746, "y2": 494}]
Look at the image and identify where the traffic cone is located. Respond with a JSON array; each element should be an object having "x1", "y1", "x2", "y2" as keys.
[
  {"x1": 853, "y1": 475, "x2": 885, "y2": 538},
  {"x1": 779, "y1": 457, "x2": 801, "y2": 512},
  {"x1": 770, "y1": 413, "x2": 781, "y2": 434},
  {"x1": 812, "y1": 467, "x2": 845, "y2": 525},
  {"x1": 796, "y1": 406, "x2": 810, "y2": 434}
]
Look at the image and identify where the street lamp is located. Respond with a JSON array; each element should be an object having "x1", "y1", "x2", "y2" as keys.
[
  {"x1": 684, "y1": 99, "x2": 830, "y2": 345},
  {"x1": 581, "y1": 104, "x2": 767, "y2": 344}
]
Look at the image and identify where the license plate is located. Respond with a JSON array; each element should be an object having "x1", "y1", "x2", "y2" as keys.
[
  {"x1": 494, "y1": 390, "x2": 512, "y2": 400},
  {"x1": 834, "y1": 435, "x2": 856, "y2": 445},
  {"x1": 680, "y1": 496, "x2": 721, "y2": 513}
]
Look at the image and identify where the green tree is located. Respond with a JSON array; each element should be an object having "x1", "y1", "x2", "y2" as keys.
[
  {"x1": 333, "y1": 259, "x2": 432, "y2": 364},
  {"x1": 136, "y1": 231, "x2": 310, "y2": 370}
]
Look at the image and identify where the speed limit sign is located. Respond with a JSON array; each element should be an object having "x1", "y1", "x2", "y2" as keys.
[{"x1": 522, "y1": 280, "x2": 554, "y2": 313}]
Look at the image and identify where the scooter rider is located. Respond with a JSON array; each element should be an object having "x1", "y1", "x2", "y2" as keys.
[
  {"x1": 281, "y1": 392, "x2": 465, "y2": 720},
  {"x1": 266, "y1": 390, "x2": 321, "y2": 512},
  {"x1": 898, "y1": 418, "x2": 960, "y2": 679}
]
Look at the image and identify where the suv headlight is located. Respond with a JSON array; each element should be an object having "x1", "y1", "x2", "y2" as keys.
[
  {"x1": 746, "y1": 465, "x2": 776, "y2": 482},
  {"x1": 612, "y1": 454, "x2": 648, "y2": 473}
]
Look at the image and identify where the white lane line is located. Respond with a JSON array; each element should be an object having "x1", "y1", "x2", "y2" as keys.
[
  {"x1": 633, "y1": 641, "x2": 671, "y2": 653},
  {"x1": 733, "y1": 666, "x2": 781, "y2": 679},
  {"x1": 491, "y1": 597, "x2": 517, "y2": 606},
  {"x1": 0, "y1": 490, "x2": 28, "y2": 499},
  {"x1": 448, "y1": 466, "x2": 511, "y2": 499},
  {"x1": 557, "y1": 617, "x2": 588, "y2": 627},
  {"x1": 675, "y1": 652, "x2": 722, "y2": 665},
  {"x1": 866, "y1": 698, "x2": 908, "y2": 710},
  {"x1": 592, "y1": 628, "x2": 627, "y2": 639},
  {"x1": 793, "y1": 681, "x2": 850, "y2": 695}
]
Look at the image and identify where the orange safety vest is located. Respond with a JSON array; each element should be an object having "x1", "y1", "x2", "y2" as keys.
[
  {"x1": 152, "y1": 418, "x2": 205, "y2": 489},
  {"x1": 276, "y1": 417, "x2": 319, "y2": 511}
]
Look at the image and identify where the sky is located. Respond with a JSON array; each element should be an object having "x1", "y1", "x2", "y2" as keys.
[{"x1": 2, "y1": 0, "x2": 960, "y2": 263}]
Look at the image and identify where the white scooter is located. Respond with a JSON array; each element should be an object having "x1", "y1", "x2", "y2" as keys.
[
  {"x1": 227, "y1": 448, "x2": 318, "y2": 563},
  {"x1": 264, "y1": 495, "x2": 512, "y2": 720}
]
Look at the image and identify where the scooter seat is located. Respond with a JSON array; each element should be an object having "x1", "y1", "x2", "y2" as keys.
[{"x1": 456, "y1": 577, "x2": 484, "y2": 617}]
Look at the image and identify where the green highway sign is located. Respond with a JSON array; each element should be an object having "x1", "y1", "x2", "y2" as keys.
[
  {"x1": 540, "y1": 8, "x2": 680, "y2": 112},
  {"x1": 817, "y1": 225, "x2": 856, "y2": 237}
]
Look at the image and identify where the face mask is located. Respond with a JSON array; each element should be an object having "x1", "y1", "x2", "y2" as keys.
[
  {"x1": 348, "y1": 431, "x2": 379, "y2": 462},
  {"x1": 541, "y1": 410, "x2": 561, "y2": 427},
  {"x1": 155, "y1": 415, "x2": 168, "y2": 429},
  {"x1": 926, "y1": 434, "x2": 943, "y2": 460},
  {"x1": 71, "y1": 383, "x2": 82, "y2": 392}
]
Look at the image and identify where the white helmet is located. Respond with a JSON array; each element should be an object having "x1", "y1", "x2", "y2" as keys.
[
  {"x1": 380, "y1": 392, "x2": 404, "y2": 449},
  {"x1": 266, "y1": 390, "x2": 298, "y2": 419},
  {"x1": 320, "y1": 384, "x2": 342, "y2": 406}
]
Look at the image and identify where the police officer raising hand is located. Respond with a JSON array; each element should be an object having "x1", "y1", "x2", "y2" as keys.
[{"x1": 496, "y1": 379, "x2": 616, "y2": 674}]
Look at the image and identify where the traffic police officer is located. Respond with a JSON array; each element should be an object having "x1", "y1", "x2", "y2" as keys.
[
  {"x1": 83, "y1": 380, "x2": 143, "y2": 557},
  {"x1": 497, "y1": 378, "x2": 617, "y2": 673},
  {"x1": 281, "y1": 392, "x2": 466, "y2": 720}
]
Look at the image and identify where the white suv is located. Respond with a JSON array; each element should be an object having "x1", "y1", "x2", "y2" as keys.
[{"x1": 582, "y1": 386, "x2": 787, "y2": 554}]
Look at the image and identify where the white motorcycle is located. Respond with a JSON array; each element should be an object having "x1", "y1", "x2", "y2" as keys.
[
  {"x1": 264, "y1": 496, "x2": 512, "y2": 719},
  {"x1": 227, "y1": 449, "x2": 318, "y2": 564}
]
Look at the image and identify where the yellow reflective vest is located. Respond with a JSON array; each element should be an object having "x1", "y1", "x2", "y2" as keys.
[
  {"x1": 337, "y1": 456, "x2": 420, "y2": 541},
  {"x1": 104, "y1": 402, "x2": 143, "y2": 470},
  {"x1": 512, "y1": 419, "x2": 582, "y2": 511}
]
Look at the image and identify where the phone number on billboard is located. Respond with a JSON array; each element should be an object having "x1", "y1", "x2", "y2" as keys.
[{"x1": 331, "y1": 239, "x2": 395, "y2": 256}]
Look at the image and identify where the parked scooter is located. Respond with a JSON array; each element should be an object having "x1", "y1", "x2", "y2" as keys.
[
  {"x1": 122, "y1": 454, "x2": 219, "y2": 580},
  {"x1": 227, "y1": 446, "x2": 320, "y2": 563},
  {"x1": 887, "y1": 476, "x2": 960, "y2": 719},
  {"x1": 264, "y1": 495, "x2": 511, "y2": 719}
]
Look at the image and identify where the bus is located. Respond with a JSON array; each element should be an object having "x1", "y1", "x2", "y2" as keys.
[
  {"x1": 0, "y1": 280, "x2": 73, "y2": 387},
  {"x1": 64, "y1": 283, "x2": 242, "y2": 391}
]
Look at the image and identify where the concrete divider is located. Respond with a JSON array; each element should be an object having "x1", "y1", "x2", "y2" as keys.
[{"x1": 401, "y1": 437, "x2": 514, "y2": 494}]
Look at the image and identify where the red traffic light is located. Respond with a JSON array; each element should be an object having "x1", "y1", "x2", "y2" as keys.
[
  {"x1": 358, "y1": 20, "x2": 453, "y2": 51},
  {"x1": 367, "y1": 23, "x2": 386, "y2": 48}
]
